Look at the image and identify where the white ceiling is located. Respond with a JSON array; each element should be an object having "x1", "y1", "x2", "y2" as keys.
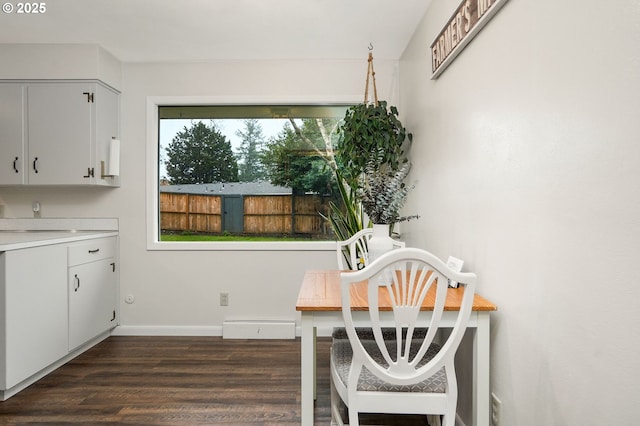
[{"x1": 0, "y1": 0, "x2": 431, "y2": 62}]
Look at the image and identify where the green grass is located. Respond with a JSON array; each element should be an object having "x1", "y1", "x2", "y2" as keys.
[{"x1": 160, "y1": 233, "x2": 315, "y2": 242}]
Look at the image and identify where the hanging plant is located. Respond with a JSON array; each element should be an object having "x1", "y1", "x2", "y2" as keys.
[
  {"x1": 326, "y1": 48, "x2": 417, "y2": 242},
  {"x1": 336, "y1": 100, "x2": 411, "y2": 190}
]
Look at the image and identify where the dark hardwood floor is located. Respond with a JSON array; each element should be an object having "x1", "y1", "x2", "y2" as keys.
[{"x1": 0, "y1": 336, "x2": 429, "y2": 425}]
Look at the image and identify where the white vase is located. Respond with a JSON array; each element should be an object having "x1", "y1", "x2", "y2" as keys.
[{"x1": 368, "y1": 224, "x2": 395, "y2": 264}]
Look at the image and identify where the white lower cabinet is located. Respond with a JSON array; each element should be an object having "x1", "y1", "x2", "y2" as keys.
[
  {"x1": 0, "y1": 234, "x2": 118, "y2": 398},
  {"x1": 0, "y1": 244, "x2": 68, "y2": 390},
  {"x1": 68, "y1": 237, "x2": 118, "y2": 351}
]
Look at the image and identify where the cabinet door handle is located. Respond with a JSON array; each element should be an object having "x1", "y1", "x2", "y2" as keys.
[
  {"x1": 74, "y1": 274, "x2": 80, "y2": 292},
  {"x1": 111, "y1": 310, "x2": 116, "y2": 322},
  {"x1": 110, "y1": 262, "x2": 116, "y2": 272},
  {"x1": 13, "y1": 157, "x2": 18, "y2": 173},
  {"x1": 33, "y1": 157, "x2": 39, "y2": 173},
  {"x1": 88, "y1": 248, "x2": 100, "y2": 254}
]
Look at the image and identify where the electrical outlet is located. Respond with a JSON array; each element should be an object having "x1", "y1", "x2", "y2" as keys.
[
  {"x1": 32, "y1": 201, "x2": 41, "y2": 218},
  {"x1": 220, "y1": 292, "x2": 229, "y2": 306},
  {"x1": 491, "y1": 392, "x2": 502, "y2": 426}
]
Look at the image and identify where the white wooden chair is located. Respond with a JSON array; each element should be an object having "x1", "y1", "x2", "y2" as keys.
[
  {"x1": 336, "y1": 228, "x2": 405, "y2": 271},
  {"x1": 330, "y1": 248, "x2": 477, "y2": 426},
  {"x1": 334, "y1": 229, "x2": 407, "y2": 347}
]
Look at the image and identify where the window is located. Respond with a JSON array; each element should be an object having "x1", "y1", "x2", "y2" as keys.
[{"x1": 148, "y1": 102, "x2": 352, "y2": 250}]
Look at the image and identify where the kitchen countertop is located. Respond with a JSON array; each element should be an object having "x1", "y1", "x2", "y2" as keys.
[
  {"x1": 0, "y1": 218, "x2": 119, "y2": 251},
  {"x1": 0, "y1": 231, "x2": 118, "y2": 251}
]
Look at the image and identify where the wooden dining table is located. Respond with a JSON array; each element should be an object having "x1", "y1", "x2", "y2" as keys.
[{"x1": 296, "y1": 269, "x2": 497, "y2": 426}]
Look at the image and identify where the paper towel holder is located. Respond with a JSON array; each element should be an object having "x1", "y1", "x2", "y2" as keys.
[
  {"x1": 100, "y1": 161, "x2": 115, "y2": 179},
  {"x1": 101, "y1": 137, "x2": 120, "y2": 179}
]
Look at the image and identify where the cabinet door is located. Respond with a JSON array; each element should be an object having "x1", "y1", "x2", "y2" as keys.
[
  {"x1": 27, "y1": 83, "x2": 93, "y2": 185},
  {"x1": 68, "y1": 258, "x2": 117, "y2": 351},
  {"x1": 1, "y1": 245, "x2": 68, "y2": 389},
  {"x1": 0, "y1": 84, "x2": 26, "y2": 184}
]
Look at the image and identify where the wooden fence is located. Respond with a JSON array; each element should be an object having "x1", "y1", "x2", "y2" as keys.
[{"x1": 160, "y1": 192, "x2": 333, "y2": 238}]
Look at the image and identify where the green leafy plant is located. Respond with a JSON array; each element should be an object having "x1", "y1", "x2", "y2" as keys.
[
  {"x1": 322, "y1": 168, "x2": 364, "y2": 242},
  {"x1": 334, "y1": 101, "x2": 416, "y2": 229},
  {"x1": 323, "y1": 51, "x2": 416, "y2": 245},
  {"x1": 336, "y1": 101, "x2": 411, "y2": 191}
]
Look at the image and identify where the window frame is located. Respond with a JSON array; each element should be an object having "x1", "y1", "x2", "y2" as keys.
[{"x1": 146, "y1": 95, "x2": 358, "y2": 251}]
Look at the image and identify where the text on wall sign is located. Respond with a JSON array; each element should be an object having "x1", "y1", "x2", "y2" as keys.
[{"x1": 431, "y1": 0, "x2": 510, "y2": 79}]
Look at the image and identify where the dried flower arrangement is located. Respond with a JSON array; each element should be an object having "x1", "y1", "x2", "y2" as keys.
[{"x1": 356, "y1": 148, "x2": 419, "y2": 225}]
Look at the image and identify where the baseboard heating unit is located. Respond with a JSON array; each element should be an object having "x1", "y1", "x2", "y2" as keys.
[{"x1": 222, "y1": 320, "x2": 296, "y2": 339}]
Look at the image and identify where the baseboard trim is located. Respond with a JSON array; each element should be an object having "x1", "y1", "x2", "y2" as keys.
[
  {"x1": 111, "y1": 325, "x2": 223, "y2": 336},
  {"x1": 114, "y1": 325, "x2": 339, "y2": 338},
  {"x1": 114, "y1": 325, "x2": 345, "y2": 338}
]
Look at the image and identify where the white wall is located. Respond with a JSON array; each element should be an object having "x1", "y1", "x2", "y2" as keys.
[
  {"x1": 0, "y1": 56, "x2": 400, "y2": 332},
  {"x1": 400, "y1": 0, "x2": 640, "y2": 424},
  {"x1": 0, "y1": 44, "x2": 122, "y2": 90}
]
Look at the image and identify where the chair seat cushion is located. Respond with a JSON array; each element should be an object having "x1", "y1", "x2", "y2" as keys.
[
  {"x1": 331, "y1": 338, "x2": 446, "y2": 393},
  {"x1": 332, "y1": 326, "x2": 428, "y2": 341}
]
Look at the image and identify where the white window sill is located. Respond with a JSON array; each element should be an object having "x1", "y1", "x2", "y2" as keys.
[{"x1": 146, "y1": 240, "x2": 336, "y2": 251}]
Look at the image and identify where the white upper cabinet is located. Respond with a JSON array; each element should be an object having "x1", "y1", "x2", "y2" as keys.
[
  {"x1": 0, "y1": 84, "x2": 25, "y2": 184},
  {"x1": 27, "y1": 83, "x2": 93, "y2": 184},
  {"x1": 0, "y1": 80, "x2": 120, "y2": 186}
]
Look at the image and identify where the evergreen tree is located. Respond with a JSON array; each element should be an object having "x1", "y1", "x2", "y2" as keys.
[
  {"x1": 165, "y1": 121, "x2": 238, "y2": 184},
  {"x1": 236, "y1": 119, "x2": 266, "y2": 182}
]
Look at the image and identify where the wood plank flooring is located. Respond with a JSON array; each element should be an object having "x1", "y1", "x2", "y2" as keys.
[{"x1": 0, "y1": 336, "x2": 429, "y2": 425}]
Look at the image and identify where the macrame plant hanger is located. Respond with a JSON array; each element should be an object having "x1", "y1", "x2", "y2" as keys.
[{"x1": 364, "y1": 43, "x2": 379, "y2": 106}]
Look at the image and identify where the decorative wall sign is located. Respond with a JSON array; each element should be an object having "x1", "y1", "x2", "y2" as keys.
[{"x1": 431, "y1": 0, "x2": 510, "y2": 79}]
